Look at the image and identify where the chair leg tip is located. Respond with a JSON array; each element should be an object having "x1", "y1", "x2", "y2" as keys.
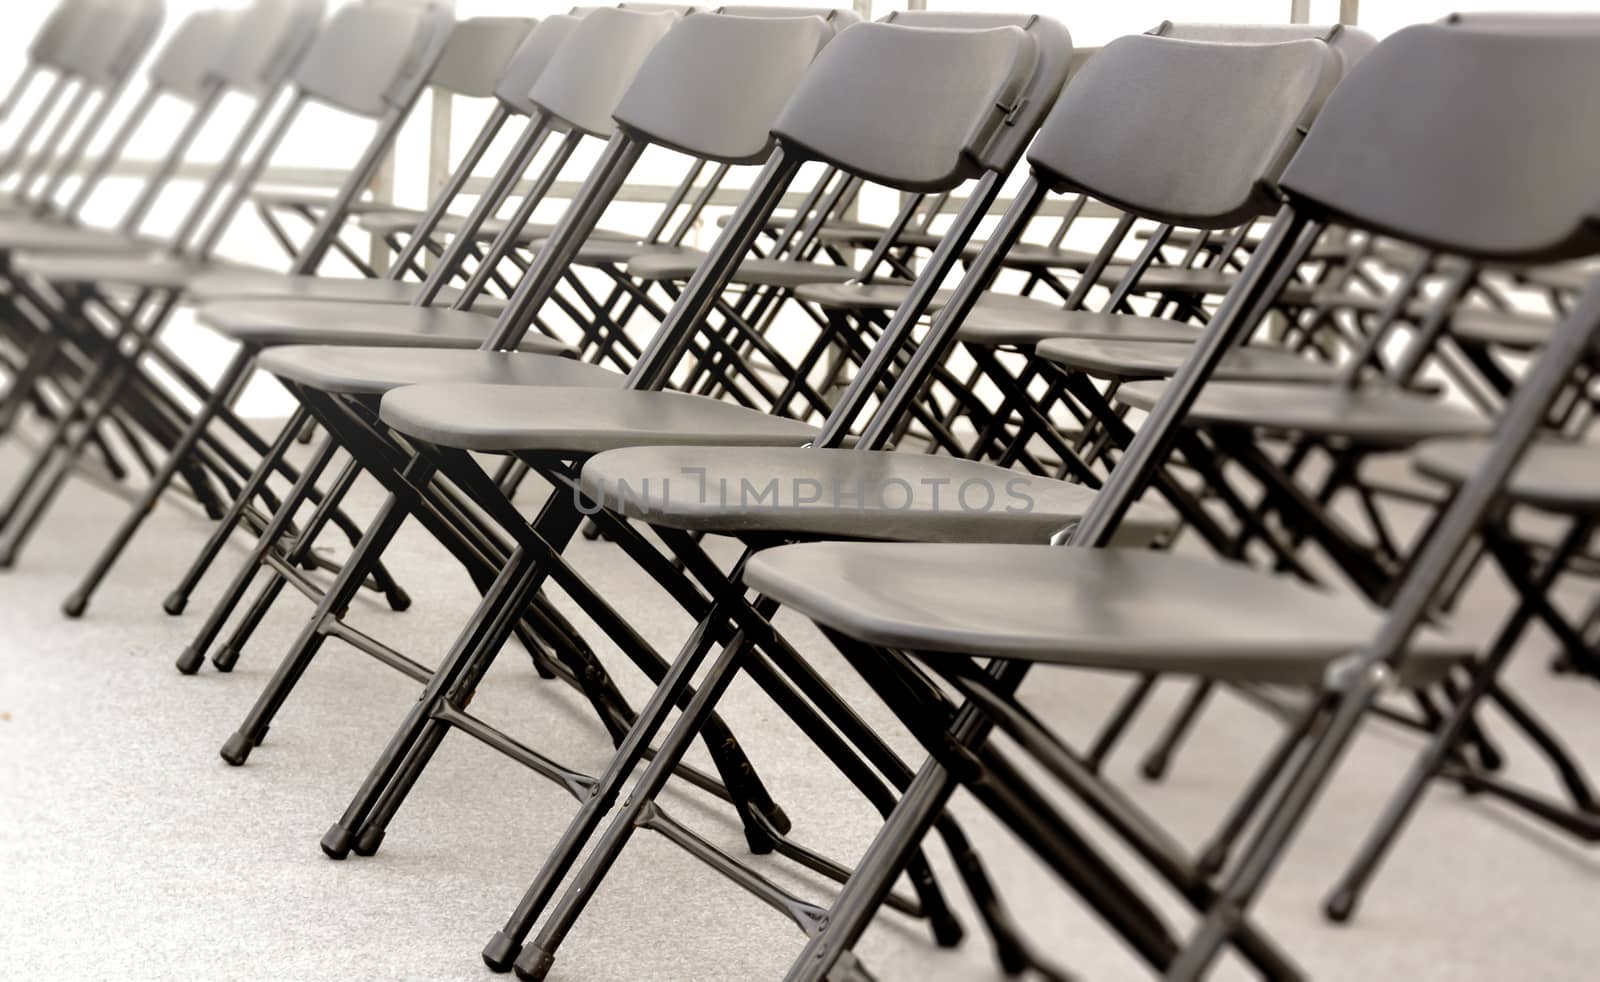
[
  {"x1": 385, "y1": 587, "x2": 412, "y2": 613},
  {"x1": 482, "y1": 932, "x2": 520, "y2": 973},
  {"x1": 212, "y1": 645, "x2": 241, "y2": 673},
  {"x1": 512, "y1": 946, "x2": 555, "y2": 981},
  {"x1": 220, "y1": 732, "x2": 254, "y2": 767},
  {"x1": 162, "y1": 592, "x2": 188, "y2": 616},
  {"x1": 1323, "y1": 891, "x2": 1356, "y2": 925},
  {"x1": 175, "y1": 646, "x2": 206, "y2": 675},
  {"x1": 60, "y1": 594, "x2": 86, "y2": 619},
  {"x1": 320, "y1": 825, "x2": 355, "y2": 860},
  {"x1": 352, "y1": 825, "x2": 385, "y2": 857}
]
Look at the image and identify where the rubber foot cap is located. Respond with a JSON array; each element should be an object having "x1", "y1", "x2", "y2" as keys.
[
  {"x1": 175, "y1": 645, "x2": 205, "y2": 675},
  {"x1": 353, "y1": 825, "x2": 385, "y2": 857},
  {"x1": 482, "y1": 932, "x2": 520, "y2": 973},
  {"x1": 320, "y1": 824, "x2": 355, "y2": 860},
  {"x1": 513, "y1": 946, "x2": 555, "y2": 981},
  {"x1": 213, "y1": 645, "x2": 241, "y2": 673},
  {"x1": 386, "y1": 587, "x2": 412, "y2": 613},
  {"x1": 163, "y1": 592, "x2": 187, "y2": 616},
  {"x1": 220, "y1": 732, "x2": 253, "y2": 767},
  {"x1": 61, "y1": 594, "x2": 86, "y2": 619},
  {"x1": 1323, "y1": 890, "x2": 1356, "y2": 925}
]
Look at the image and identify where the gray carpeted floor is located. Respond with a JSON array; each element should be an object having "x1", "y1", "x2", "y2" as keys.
[{"x1": 2, "y1": 437, "x2": 1598, "y2": 981}]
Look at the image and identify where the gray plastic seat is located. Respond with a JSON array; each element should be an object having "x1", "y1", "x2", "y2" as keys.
[
  {"x1": 1413, "y1": 437, "x2": 1600, "y2": 513},
  {"x1": 580, "y1": 445, "x2": 1172, "y2": 545},
  {"x1": 195, "y1": 300, "x2": 558, "y2": 352},
  {"x1": 259, "y1": 345, "x2": 622, "y2": 398},
  {"x1": 185, "y1": 272, "x2": 509, "y2": 311},
  {"x1": 743, "y1": 542, "x2": 1466, "y2": 685},
  {"x1": 11, "y1": 252, "x2": 274, "y2": 291},
  {"x1": 1035, "y1": 336, "x2": 1340, "y2": 383},
  {"x1": 955, "y1": 304, "x2": 1202, "y2": 346},
  {"x1": 1116, "y1": 379, "x2": 1490, "y2": 447},
  {"x1": 380, "y1": 383, "x2": 819, "y2": 453},
  {"x1": 627, "y1": 251, "x2": 857, "y2": 288}
]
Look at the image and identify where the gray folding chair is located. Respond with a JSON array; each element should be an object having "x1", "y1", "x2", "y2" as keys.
[
  {"x1": 0, "y1": 1, "x2": 327, "y2": 442},
  {"x1": 0, "y1": 0, "x2": 165, "y2": 202},
  {"x1": 742, "y1": 21, "x2": 1600, "y2": 979},
  {"x1": 0, "y1": 1, "x2": 455, "y2": 614}
]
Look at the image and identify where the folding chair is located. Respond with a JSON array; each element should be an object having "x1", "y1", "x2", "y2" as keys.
[
  {"x1": 737, "y1": 21, "x2": 1600, "y2": 979},
  {"x1": 0, "y1": 0, "x2": 327, "y2": 441},
  {"x1": 156, "y1": 11, "x2": 598, "y2": 628},
  {"x1": 312, "y1": 16, "x2": 1089, "y2": 978},
  {"x1": 0, "y1": 0, "x2": 165, "y2": 208},
  {"x1": 170, "y1": 5, "x2": 690, "y2": 676},
  {"x1": 0, "y1": 1, "x2": 455, "y2": 613},
  {"x1": 496, "y1": 29, "x2": 1341, "y2": 982}
]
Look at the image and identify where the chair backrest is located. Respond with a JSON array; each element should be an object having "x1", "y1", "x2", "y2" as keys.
[
  {"x1": 293, "y1": 1, "x2": 454, "y2": 118},
  {"x1": 428, "y1": 16, "x2": 540, "y2": 99},
  {"x1": 877, "y1": 11, "x2": 1074, "y2": 179},
  {"x1": 491, "y1": 15, "x2": 582, "y2": 116},
  {"x1": 771, "y1": 19, "x2": 1071, "y2": 193},
  {"x1": 52, "y1": 0, "x2": 165, "y2": 87},
  {"x1": 1278, "y1": 22, "x2": 1600, "y2": 263},
  {"x1": 27, "y1": 0, "x2": 97, "y2": 71},
  {"x1": 145, "y1": 9, "x2": 237, "y2": 103},
  {"x1": 528, "y1": 7, "x2": 681, "y2": 137},
  {"x1": 208, "y1": 0, "x2": 327, "y2": 96},
  {"x1": 611, "y1": 11, "x2": 838, "y2": 165},
  {"x1": 1026, "y1": 34, "x2": 1340, "y2": 229},
  {"x1": 1151, "y1": 20, "x2": 1376, "y2": 73}
]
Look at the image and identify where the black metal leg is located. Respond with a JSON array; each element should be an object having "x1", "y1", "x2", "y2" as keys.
[
  {"x1": 221, "y1": 469, "x2": 427, "y2": 766},
  {"x1": 512, "y1": 633, "x2": 754, "y2": 981},
  {"x1": 61, "y1": 347, "x2": 256, "y2": 617},
  {"x1": 175, "y1": 431, "x2": 341, "y2": 674},
  {"x1": 164, "y1": 409, "x2": 310, "y2": 617}
]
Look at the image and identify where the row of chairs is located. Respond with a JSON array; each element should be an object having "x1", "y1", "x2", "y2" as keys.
[{"x1": 1, "y1": 2, "x2": 1596, "y2": 979}]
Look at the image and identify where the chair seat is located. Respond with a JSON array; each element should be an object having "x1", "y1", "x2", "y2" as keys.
[
  {"x1": 379, "y1": 383, "x2": 820, "y2": 454},
  {"x1": 966, "y1": 241, "x2": 1110, "y2": 271},
  {"x1": 186, "y1": 272, "x2": 507, "y2": 312},
  {"x1": 579, "y1": 446, "x2": 1172, "y2": 544},
  {"x1": 1035, "y1": 337, "x2": 1340, "y2": 383},
  {"x1": 0, "y1": 219, "x2": 152, "y2": 255},
  {"x1": 792, "y1": 278, "x2": 927, "y2": 310},
  {"x1": 1414, "y1": 437, "x2": 1600, "y2": 514},
  {"x1": 792, "y1": 283, "x2": 1059, "y2": 317},
  {"x1": 11, "y1": 252, "x2": 271, "y2": 291},
  {"x1": 259, "y1": 345, "x2": 623, "y2": 398},
  {"x1": 957, "y1": 304, "x2": 1201, "y2": 347},
  {"x1": 352, "y1": 207, "x2": 635, "y2": 244},
  {"x1": 196, "y1": 300, "x2": 566, "y2": 353},
  {"x1": 570, "y1": 239, "x2": 702, "y2": 267},
  {"x1": 1116, "y1": 380, "x2": 1490, "y2": 447},
  {"x1": 743, "y1": 542, "x2": 1467, "y2": 686},
  {"x1": 627, "y1": 253, "x2": 858, "y2": 289}
]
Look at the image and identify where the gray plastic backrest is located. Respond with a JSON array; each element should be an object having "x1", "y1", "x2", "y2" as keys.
[
  {"x1": 1279, "y1": 23, "x2": 1600, "y2": 263},
  {"x1": 771, "y1": 22, "x2": 1048, "y2": 192},
  {"x1": 529, "y1": 7, "x2": 680, "y2": 137},
  {"x1": 54, "y1": 0, "x2": 165, "y2": 86},
  {"x1": 1027, "y1": 35, "x2": 1339, "y2": 229},
  {"x1": 429, "y1": 17, "x2": 539, "y2": 98},
  {"x1": 294, "y1": 2, "x2": 452, "y2": 117},
  {"x1": 28, "y1": 0, "x2": 95, "y2": 69},
  {"x1": 611, "y1": 13, "x2": 834, "y2": 165},
  {"x1": 1153, "y1": 21, "x2": 1376, "y2": 75},
  {"x1": 878, "y1": 11, "x2": 1072, "y2": 176},
  {"x1": 147, "y1": 9, "x2": 235, "y2": 102},
  {"x1": 208, "y1": 0, "x2": 326, "y2": 94},
  {"x1": 718, "y1": 6, "x2": 859, "y2": 24},
  {"x1": 492, "y1": 15, "x2": 581, "y2": 115}
]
